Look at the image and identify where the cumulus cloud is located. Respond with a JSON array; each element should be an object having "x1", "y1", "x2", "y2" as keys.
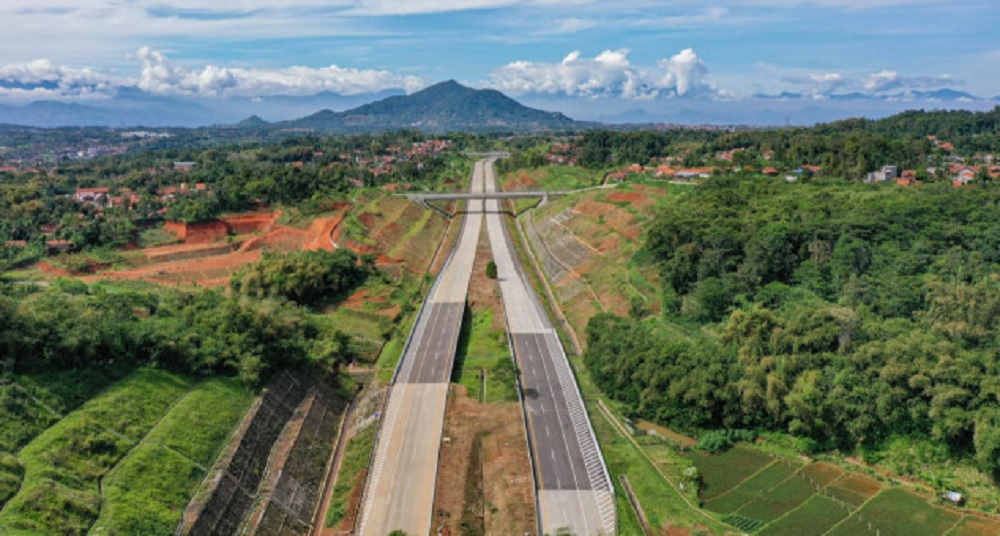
[
  {"x1": 0, "y1": 59, "x2": 117, "y2": 100},
  {"x1": 784, "y1": 68, "x2": 958, "y2": 97},
  {"x1": 135, "y1": 47, "x2": 426, "y2": 97},
  {"x1": 0, "y1": 47, "x2": 426, "y2": 101},
  {"x1": 489, "y1": 48, "x2": 715, "y2": 99}
]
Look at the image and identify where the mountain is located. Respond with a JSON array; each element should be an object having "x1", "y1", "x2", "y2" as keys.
[
  {"x1": 906, "y1": 88, "x2": 979, "y2": 101},
  {"x1": 277, "y1": 80, "x2": 582, "y2": 133},
  {"x1": 233, "y1": 115, "x2": 270, "y2": 129}
]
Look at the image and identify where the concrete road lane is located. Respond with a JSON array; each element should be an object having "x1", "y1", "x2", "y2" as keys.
[
  {"x1": 483, "y1": 159, "x2": 616, "y2": 535},
  {"x1": 358, "y1": 161, "x2": 485, "y2": 536}
]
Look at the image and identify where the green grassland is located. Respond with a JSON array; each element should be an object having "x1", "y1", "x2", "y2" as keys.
[
  {"x1": 508, "y1": 166, "x2": 603, "y2": 191},
  {"x1": 0, "y1": 368, "x2": 193, "y2": 534},
  {"x1": 457, "y1": 358, "x2": 518, "y2": 404},
  {"x1": 325, "y1": 424, "x2": 377, "y2": 528},
  {"x1": 375, "y1": 307, "x2": 419, "y2": 385},
  {"x1": 90, "y1": 377, "x2": 252, "y2": 535},
  {"x1": 0, "y1": 367, "x2": 130, "y2": 458},
  {"x1": 457, "y1": 308, "x2": 508, "y2": 359}
]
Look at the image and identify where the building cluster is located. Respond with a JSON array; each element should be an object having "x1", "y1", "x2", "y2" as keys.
[
  {"x1": 604, "y1": 161, "x2": 823, "y2": 182},
  {"x1": 545, "y1": 142, "x2": 579, "y2": 166},
  {"x1": 73, "y1": 182, "x2": 209, "y2": 211},
  {"x1": 333, "y1": 139, "x2": 451, "y2": 177}
]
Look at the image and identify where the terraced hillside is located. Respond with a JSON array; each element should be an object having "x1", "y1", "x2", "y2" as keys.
[
  {"x1": 180, "y1": 371, "x2": 347, "y2": 536},
  {"x1": 515, "y1": 181, "x2": 685, "y2": 343},
  {"x1": 0, "y1": 368, "x2": 252, "y2": 535}
]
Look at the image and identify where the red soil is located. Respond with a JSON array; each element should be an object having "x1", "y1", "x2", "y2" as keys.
[
  {"x1": 596, "y1": 235, "x2": 621, "y2": 253},
  {"x1": 603, "y1": 191, "x2": 645, "y2": 204},
  {"x1": 573, "y1": 200, "x2": 614, "y2": 217},
  {"x1": 504, "y1": 171, "x2": 538, "y2": 191},
  {"x1": 604, "y1": 208, "x2": 640, "y2": 241},
  {"x1": 38, "y1": 260, "x2": 74, "y2": 277},
  {"x1": 164, "y1": 212, "x2": 278, "y2": 245},
  {"x1": 83, "y1": 250, "x2": 262, "y2": 287},
  {"x1": 165, "y1": 220, "x2": 229, "y2": 244}
]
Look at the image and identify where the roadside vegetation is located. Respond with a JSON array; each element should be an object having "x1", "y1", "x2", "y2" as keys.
[
  {"x1": 585, "y1": 178, "x2": 1000, "y2": 502},
  {"x1": 324, "y1": 424, "x2": 377, "y2": 529}
]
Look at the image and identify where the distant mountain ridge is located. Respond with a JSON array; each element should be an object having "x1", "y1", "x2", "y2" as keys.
[{"x1": 273, "y1": 80, "x2": 583, "y2": 133}]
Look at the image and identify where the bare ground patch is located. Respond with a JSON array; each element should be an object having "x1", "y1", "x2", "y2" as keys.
[{"x1": 432, "y1": 386, "x2": 535, "y2": 536}]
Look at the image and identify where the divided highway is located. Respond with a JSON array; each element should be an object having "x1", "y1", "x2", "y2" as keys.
[
  {"x1": 357, "y1": 161, "x2": 485, "y2": 536},
  {"x1": 483, "y1": 159, "x2": 616, "y2": 535},
  {"x1": 358, "y1": 158, "x2": 614, "y2": 535}
]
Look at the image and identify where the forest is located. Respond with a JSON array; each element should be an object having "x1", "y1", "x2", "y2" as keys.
[
  {"x1": 584, "y1": 176, "x2": 1000, "y2": 477},
  {"x1": 0, "y1": 249, "x2": 368, "y2": 385},
  {"x1": 573, "y1": 106, "x2": 1000, "y2": 177}
]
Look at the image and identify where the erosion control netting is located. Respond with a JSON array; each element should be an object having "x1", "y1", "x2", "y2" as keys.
[
  {"x1": 523, "y1": 209, "x2": 593, "y2": 302},
  {"x1": 268, "y1": 391, "x2": 346, "y2": 522},
  {"x1": 186, "y1": 372, "x2": 308, "y2": 536},
  {"x1": 255, "y1": 502, "x2": 310, "y2": 536}
]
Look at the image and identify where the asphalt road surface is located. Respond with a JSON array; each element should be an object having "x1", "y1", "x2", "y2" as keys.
[
  {"x1": 483, "y1": 159, "x2": 616, "y2": 535},
  {"x1": 357, "y1": 161, "x2": 485, "y2": 536}
]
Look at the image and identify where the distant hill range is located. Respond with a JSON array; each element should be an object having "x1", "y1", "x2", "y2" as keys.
[{"x1": 266, "y1": 80, "x2": 583, "y2": 133}]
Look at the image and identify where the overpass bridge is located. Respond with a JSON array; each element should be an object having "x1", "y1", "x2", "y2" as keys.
[{"x1": 403, "y1": 190, "x2": 574, "y2": 216}]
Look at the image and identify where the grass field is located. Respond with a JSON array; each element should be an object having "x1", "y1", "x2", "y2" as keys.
[
  {"x1": 689, "y1": 444, "x2": 773, "y2": 500},
  {"x1": 0, "y1": 367, "x2": 132, "y2": 454},
  {"x1": 457, "y1": 357, "x2": 518, "y2": 403},
  {"x1": 829, "y1": 488, "x2": 962, "y2": 536},
  {"x1": 325, "y1": 424, "x2": 377, "y2": 528},
  {"x1": 457, "y1": 308, "x2": 508, "y2": 359},
  {"x1": 758, "y1": 494, "x2": 850, "y2": 535},
  {"x1": 89, "y1": 377, "x2": 252, "y2": 535},
  {"x1": 0, "y1": 368, "x2": 193, "y2": 534},
  {"x1": 505, "y1": 166, "x2": 602, "y2": 191},
  {"x1": 704, "y1": 460, "x2": 802, "y2": 514}
]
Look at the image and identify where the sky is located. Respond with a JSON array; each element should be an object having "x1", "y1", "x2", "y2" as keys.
[{"x1": 0, "y1": 0, "x2": 997, "y2": 122}]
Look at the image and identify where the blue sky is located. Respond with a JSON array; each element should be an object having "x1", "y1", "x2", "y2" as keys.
[{"x1": 0, "y1": 0, "x2": 997, "y2": 115}]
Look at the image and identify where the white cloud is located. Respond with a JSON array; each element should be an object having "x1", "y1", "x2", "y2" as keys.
[
  {"x1": 489, "y1": 48, "x2": 715, "y2": 99},
  {"x1": 657, "y1": 48, "x2": 709, "y2": 96},
  {"x1": 0, "y1": 48, "x2": 426, "y2": 101},
  {"x1": 136, "y1": 47, "x2": 427, "y2": 97},
  {"x1": 552, "y1": 17, "x2": 596, "y2": 33},
  {"x1": 783, "y1": 68, "x2": 958, "y2": 97},
  {"x1": 0, "y1": 59, "x2": 118, "y2": 100},
  {"x1": 640, "y1": 7, "x2": 732, "y2": 28}
]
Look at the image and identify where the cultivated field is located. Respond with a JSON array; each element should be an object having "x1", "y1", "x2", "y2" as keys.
[{"x1": 828, "y1": 488, "x2": 960, "y2": 536}]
